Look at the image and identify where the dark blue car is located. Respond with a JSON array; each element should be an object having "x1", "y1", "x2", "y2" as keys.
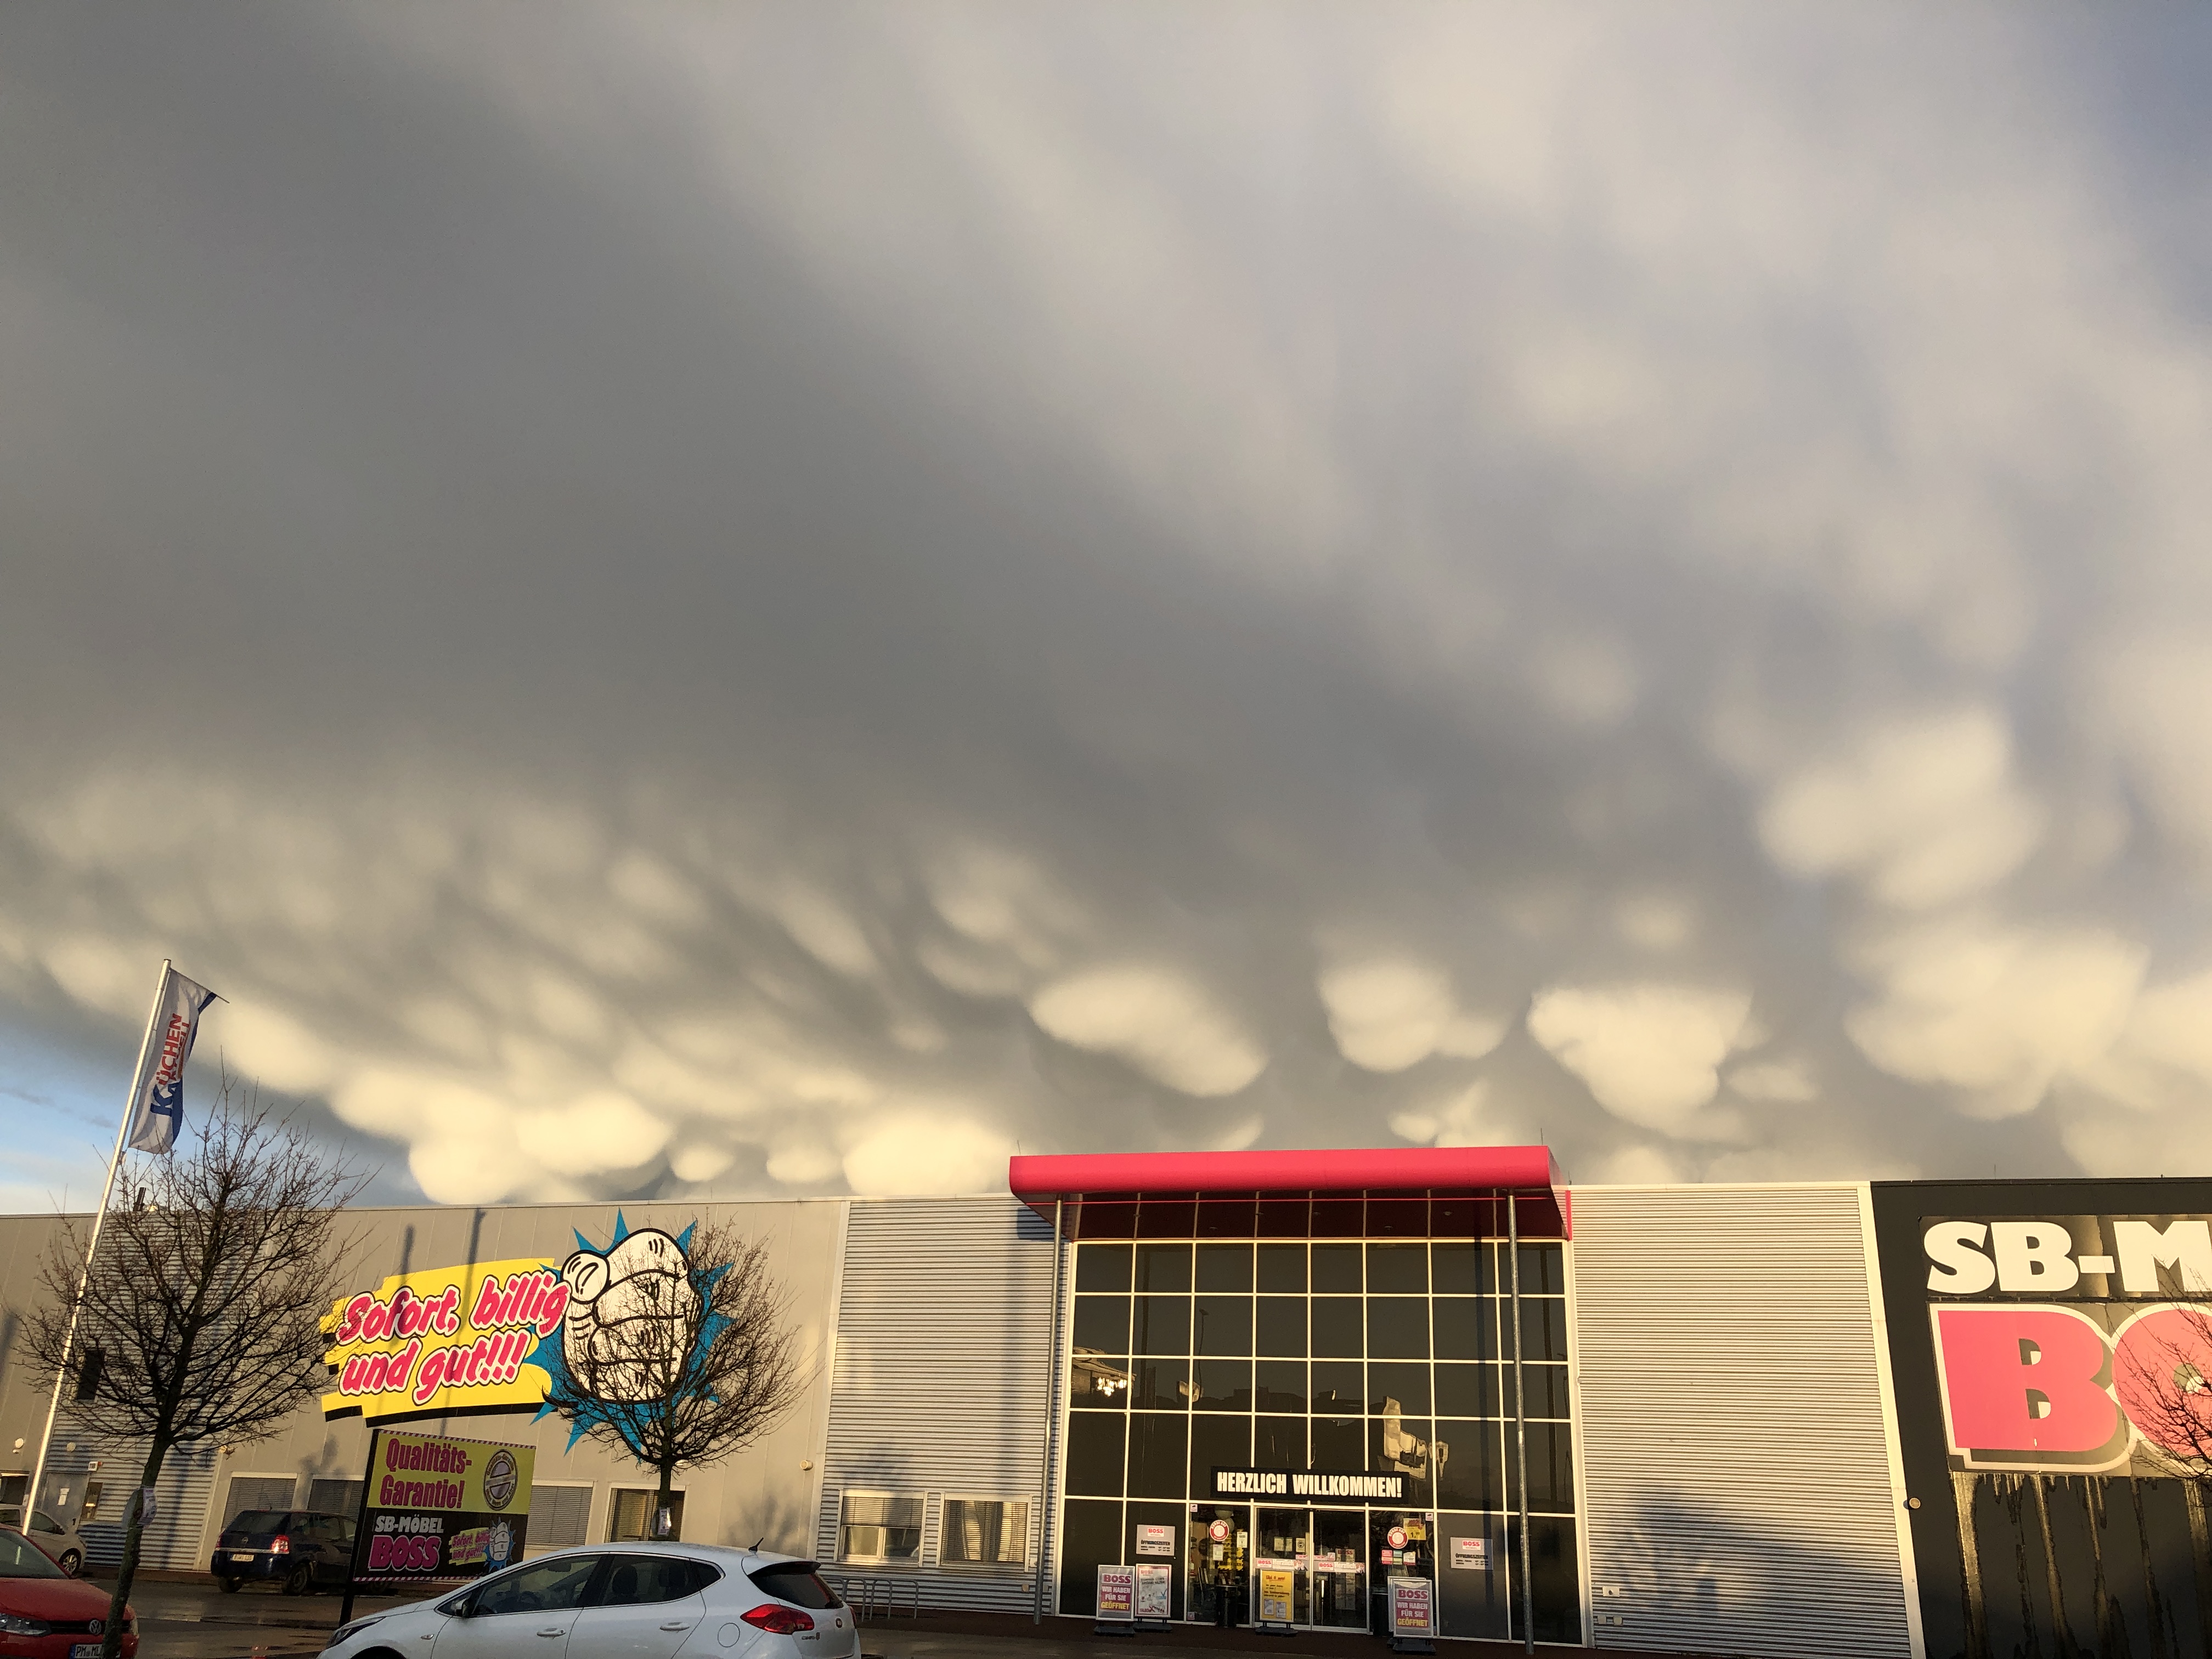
[{"x1": 210, "y1": 1510, "x2": 356, "y2": 1595}]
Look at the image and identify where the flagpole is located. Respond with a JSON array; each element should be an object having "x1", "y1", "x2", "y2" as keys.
[{"x1": 22, "y1": 961, "x2": 172, "y2": 1538}]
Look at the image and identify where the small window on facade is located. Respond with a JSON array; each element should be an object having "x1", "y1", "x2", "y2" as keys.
[
  {"x1": 307, "y1": 1479, "x2": 363, "y2": 1519},
  {"x1": 938, "y1": 1497, "x2": 1029, "y2": 1566},
  {"x1": 838, "y1": 1492, "x2": 924, "y2": 1563},
  {"x1": 608, "y1": 1487, "x2": 686, "y2": 1542},
  {"x1": 529, "y1": 1484, "x2": 595, "y2": 1551},
  {"x1": 78, "y1": 1483, "x2": 103, "y2": 1527},
  {"x1": 74, "y1": 1347, "x2": 104, "y2": 1402}
]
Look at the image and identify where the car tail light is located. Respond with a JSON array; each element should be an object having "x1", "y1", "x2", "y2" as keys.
[
  {"x1": 741, "y1": 1604, "x2": 815, "y2": 1635},
  {"x1": 270, "y1": 1536, "x2": 290, "y2": 1555}
]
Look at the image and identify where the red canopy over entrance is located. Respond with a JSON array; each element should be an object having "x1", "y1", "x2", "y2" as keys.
[{"x1": 1007, "y1": 1145, "x2": 1569, "y2": 1238}]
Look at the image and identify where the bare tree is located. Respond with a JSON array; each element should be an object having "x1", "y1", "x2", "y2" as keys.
[
  {"x1": 2115, "y1": 1300, "x2": 2212, "y2": 1481},
  {"x1": 16, "y1": 1091, "x2": 365, "y2": 1659},
  {"x1": 543, "y1": 1215, "x2": 801, "y2": 1533}
]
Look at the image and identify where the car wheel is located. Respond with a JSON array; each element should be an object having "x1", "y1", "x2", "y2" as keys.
[
  {"x1": 284, "y1": 1562, "x2": 315, "y2": 1596},
  {"x1": 58, "y1": 1549, "x2": 82, "y2": 1577},
  {"x1": 219, "y1": 1576, "x2": 243, "y2": 1594}
]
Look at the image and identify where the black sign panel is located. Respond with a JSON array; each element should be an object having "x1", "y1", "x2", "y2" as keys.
[
  {"x1": 1210, "y1": 1467, "x2": 1407, "y2": 1502},
  {"x1": 1870, "y1": 1177, "x2": 2212, "y2": 1659}
]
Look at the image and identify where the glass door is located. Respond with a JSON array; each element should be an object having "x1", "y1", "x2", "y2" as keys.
[
  {"x1": 1369, "y1": 1509, "x2": 1438, "y2": 1637},
  {"x1": 1186, "y1": 1505, "x2": 1249, "y2": 1626},
  {"x1": 1308, "y1": 1509, "x2": 1367, "y2": 1629},
  {"x1": 1251, "y1": 1507, "x2": 1311, "y2": 1627}
]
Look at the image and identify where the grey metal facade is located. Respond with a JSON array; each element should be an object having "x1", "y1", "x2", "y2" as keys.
[
  {"x1": 1571, "y1": 1183, "x2": 1920, "y2": 1658},
  {"x1": 811, "y1": 1195, "x2": 1060, "y2": 1614}
]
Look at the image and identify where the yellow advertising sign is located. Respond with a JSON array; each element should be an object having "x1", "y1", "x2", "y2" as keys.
[
  {"x1": 1257, "y1": 1568, "x2": 1296, "y2": 1625},
  {"x1": 373, "y1": 1430, "x2": 536, "y2": 1515},
  {"x1": 321, "y1": 1257, "x2": 568, "y2": 1422},
  {"x1": 363, "y1": 1432, "x2": 536, "y2": 1584}
]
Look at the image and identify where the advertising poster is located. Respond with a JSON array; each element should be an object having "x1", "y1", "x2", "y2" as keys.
[
  {"x1": 1134, "y1": 1523, "x2": 1176, "y2": 1558},
  {"x1": 321, "y1": 1214, "x2": 730, "y2": 1432},
  {"x1": 354, "y1": 1431, "x2": 534, "y2": 1587},
  {"x1": 1449, "y1": 1536, "x2": 1488, "y2": 1571},
  {"x1": 1257, "y1": 1568, "x2": 1296, "y2": 1626},
  {"x1": 1390, "y1": 1577, "x2": 1435, "y2": 1637},
  {"x1": 322, "y1": 1257, "x2": 569, "y2": 1421},
  {"x1": 1096, "y1": 1565, "x2": 1135, "y2": 1622},
  {"x1": 1871, "y1": 1178, "x2": 2212, "y2": 1659},
  {"x1": 1133, "y1": 1564, "x2": 1172, "y2": 1620}
]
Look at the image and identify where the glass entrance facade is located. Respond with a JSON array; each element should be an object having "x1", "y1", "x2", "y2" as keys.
[{"x1": 1054, "y1": 1216, "x2": 1580, "y2": 1643}]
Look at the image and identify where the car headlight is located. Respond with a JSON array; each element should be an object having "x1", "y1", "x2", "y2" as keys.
[
  {"x1": 326, "y1": 1613, "x2": 387, "y2": 1647},
  {"x1": 0, "y1": 1615, "x2": 52, "y2": 1637}
]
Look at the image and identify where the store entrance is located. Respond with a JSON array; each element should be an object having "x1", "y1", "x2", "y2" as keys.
[
  {"x1": 1233, "y1": 1507, "x2": 1382, "y2": 1632},
  {"x1": 1251, "y1": 1506, "x2": 1310, "y2": 1626},
  {"x1": 1186, "y1": 1504, "x2": 1249, "y2": 1626},
  {"x1": 1187, "y1": 1504, "x2": 1437, "y2": 1633},
  {"x1": 1367, "y1": 1509, "x2": 1436, "y2": 1636},
  {"x1": 1309, "y1": 1509, "x2": 1367, "y2": 1629}
]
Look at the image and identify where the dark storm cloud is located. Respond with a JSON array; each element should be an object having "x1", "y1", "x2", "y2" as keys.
[{"x1": 4, "y1": 3, "x2": 2212, "y2": 1206}]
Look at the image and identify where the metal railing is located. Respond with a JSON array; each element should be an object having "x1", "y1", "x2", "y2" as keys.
[{"x1": 825, "y1": 1573, "x2": 926, "y2": 1623}]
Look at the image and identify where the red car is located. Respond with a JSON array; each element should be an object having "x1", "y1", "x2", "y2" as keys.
[{"x1": 0, "y1": 1530, "x2": 133, "y2": 1659}]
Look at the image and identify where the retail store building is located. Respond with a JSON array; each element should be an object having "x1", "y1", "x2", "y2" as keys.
[{"x1": 5, "y1": 1144, "x2": 2211, "y2": 1658}]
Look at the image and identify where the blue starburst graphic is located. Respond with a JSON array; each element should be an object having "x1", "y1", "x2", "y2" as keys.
[{"x1": 530, "y1": 1211, "x2": 734, "y2": 1455}]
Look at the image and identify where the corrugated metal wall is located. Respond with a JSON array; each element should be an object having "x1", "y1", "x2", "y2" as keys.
[
  {"x1": 40, "y1": 1418, "x2": 223, "y2": 1571},
  {"x1": 1572, "y1": 1184, "x2": 1918, "y2": 1658},
  {"x1": 814, "y1": 1197, "x2": 1059, "y2": 1614}
]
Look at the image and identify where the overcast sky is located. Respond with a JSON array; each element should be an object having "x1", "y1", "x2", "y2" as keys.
[{"x1": 5, "y1": 3, "x2": 2212, "y2": 1211}]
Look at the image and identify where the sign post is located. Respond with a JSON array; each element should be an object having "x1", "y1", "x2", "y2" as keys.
[
  {"x1": 335, "y1": 1426, "x2": 381, "y2": 1628},
  {"x1": 1256, "y1": 1567, "x2": 1296, "y2": 1634}
]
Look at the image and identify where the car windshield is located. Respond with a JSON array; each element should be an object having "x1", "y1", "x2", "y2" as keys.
[
  {"x1": 227, "y1": 1511, "x2": 294, "y2": 1534},
  {"x1": 0, "y1": 1532, "x2": 65, "y2": 1579},
  {"x1": 749, "y1": 1565, "x2": 841, "y2": 1610}
]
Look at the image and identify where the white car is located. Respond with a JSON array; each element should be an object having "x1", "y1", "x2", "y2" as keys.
[{"x1": 319, "y1": 1544, "x2": 860, "y2": 1659}]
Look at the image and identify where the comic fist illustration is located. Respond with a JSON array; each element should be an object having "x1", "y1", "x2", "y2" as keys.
[{"x1": 561, "y1": 1227, "x2": 701, "y2": 1402}]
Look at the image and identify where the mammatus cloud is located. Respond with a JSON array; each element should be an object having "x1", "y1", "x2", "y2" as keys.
[
  {"x1": 1759, "y1": 709, "x2": 2045, "y2": 912},
  {"x1": 1317, "y1": 960, "x2": 1506, "y2": 1075},
  {"x1": 4, "y1": 4, "x2": 2212, "y2": 1203},
  {"x1": 1526, "y1": 984, "x2": 1753, "y2": 1136},
  {"x1": 1029, "y1": 967, "x2": 1267, "y2": 1098}
]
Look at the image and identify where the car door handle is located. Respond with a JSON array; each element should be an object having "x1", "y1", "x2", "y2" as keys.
[
  {"x1": 539, "y1": 1628, "x2": 567, "y2": 1637},
  {"x1": 660, "y1": 1621, "x2": 694, "y2": 1631}
]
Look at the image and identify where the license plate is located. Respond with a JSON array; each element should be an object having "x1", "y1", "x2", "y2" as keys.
[
  {"x1": 72, "y1": 1645, "x2": 103, "y2": 1659},
  {"x1": 230, "y1": 1551, "x2": 256, "y2": 1561}
]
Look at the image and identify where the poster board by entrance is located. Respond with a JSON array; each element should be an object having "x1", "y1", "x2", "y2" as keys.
[
  {"x1": 1389, "y1": 1576, "x2": 1436, "y2": 1652},
  {"x1": 1257, "y1": 1567, "x2": 1296, "y2": 1630},
  {"x1": 1096, "y1": 1564, "x2": 1136, "y2": 1633},
  {"x1": 1133, "y1": 1563, "x2": 1173, "y2": 1624}
]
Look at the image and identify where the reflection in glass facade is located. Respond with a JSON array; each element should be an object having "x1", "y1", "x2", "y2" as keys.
[{"x1": 1058, "y1": 1225, "x2": 1579, "y2": 1642}]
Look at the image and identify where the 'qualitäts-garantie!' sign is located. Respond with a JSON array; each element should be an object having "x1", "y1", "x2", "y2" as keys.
[{"x1": 355, "y1": 1432, "x2": 534, "y2": 1587}]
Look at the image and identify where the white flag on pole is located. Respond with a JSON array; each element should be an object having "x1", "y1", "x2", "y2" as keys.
[{"x1": 125, "y1": 968, "x2": 218, "y2": 1154}]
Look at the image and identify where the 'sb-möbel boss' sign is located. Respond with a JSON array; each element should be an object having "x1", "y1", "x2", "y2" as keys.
[
  {"x1": 358, "y1": 1432, "x2": 534, "y2": 1586},
  {"x1": 323, "y1": 1258, "x2": 567, "y2": 1421}
]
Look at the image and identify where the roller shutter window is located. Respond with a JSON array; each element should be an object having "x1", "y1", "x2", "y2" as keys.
[
  {"x1": 223, "y1": 1476, "x2": 297, "y2": 1527},
  {"x1": 529, "y1": 1485, "x2": 594, "y2": 1551},
  {"x1": 306, "y1": 1480, "x2": 362, "y2": 1519}
]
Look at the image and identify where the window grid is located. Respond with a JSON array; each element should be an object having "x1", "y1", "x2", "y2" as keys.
[{"x1": 1068, "y1": 1239, "x2": 1573, "y2": 1519}]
